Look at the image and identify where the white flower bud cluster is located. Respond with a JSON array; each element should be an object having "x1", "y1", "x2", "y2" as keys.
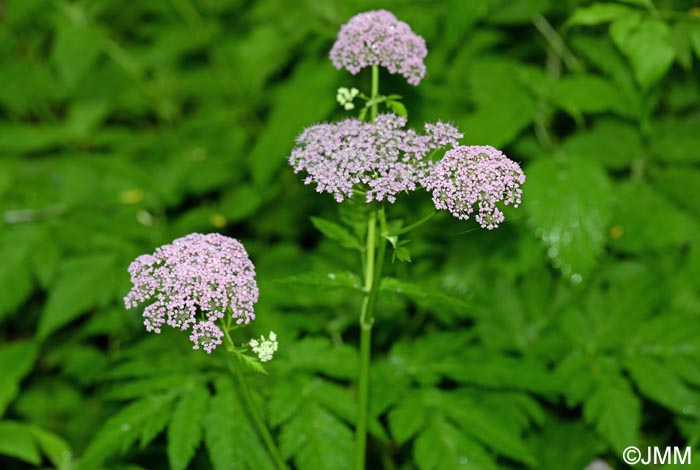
[
  {"x1": 336, "y1": 87, "x2": 359, "y2": 110},
  {"x1": 249, "y1": 331, "x2": 278, "y2": 362}
]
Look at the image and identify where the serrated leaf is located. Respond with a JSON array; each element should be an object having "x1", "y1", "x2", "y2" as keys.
[
  {"x1": 0, "y1": 421, "x2": 41, "y2": 466},
  {"x1": 610, "y1": 16, "x2": 675, "y2": 89},
  {"x1": 583, "y1": 373, "x2": 640, "y2": 453},
  {"x1": 414, "y1": 416, "x2": 497, "y2": 470},
  {"x1": 139, "y1": 396, "x2": 173, "y2": 448},
  {"x1": 626, "y1": 356, "x2": 700, "y2": 416},
  {"x1": 389, "y1": 397, "x2": 427, "y2": 445},
  {"x1": 168, "y1": 383, "x2": 209, "y2": 470},
  {"x1": 282, "y1": 337, "x2": 358, "y2": 379},
  {"x1": 381, "y1": 278, "x2": 470, "y2": 320},
  {"x1": 310, "y1": 217, "x2": 362, "y2": 250},
  {"x1": 78, "y1": 393, "x2": 177, "y2": 470},
  {"x1": 0, "y1": 340, "x2": 39, "y2": 417},
  {"x1": 279, "y1": 403, "x2": 353, "y2": 470},
  {"x1": 29, "y1": 425, "x2": 74, "y2": 470},
  {"x1": 205, "y1": 377, "x2": 276, "y2": 470},
  {"x1": 532, "y1": 419, "x2": 600, "y2": 470},
  {"x1": 38, "y1": 255, "x2": 118, "y2": 339},
  {"x1": 525, "y1": 157, "x2": 612, "y2": 281}
]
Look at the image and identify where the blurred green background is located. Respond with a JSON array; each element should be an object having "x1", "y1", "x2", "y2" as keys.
[{"x1": 1, "y1": 0, "x2": 700, "y2": 469}]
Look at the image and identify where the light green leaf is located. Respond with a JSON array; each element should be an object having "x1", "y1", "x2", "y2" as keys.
[
  {"x1": 51, "y1": 21, "x2": 104, "y2": 87},
  {"x1": 550, "y1": 75, "x2": 626, "y2": 118},
  {"x1": 525, "y1": 157, "x2": 613, "y2": 281},
  {"x1": 168, "y1": 383, "x2": 209, "y2": 470},
  {"x1": 0, "y1": 340, "x2": 39, "y2": 417},
  {"x1": 386, "y1": 100, "x2": 408, "y2": 117},
  {"x1": 38, "y1": 254, "x2": 118, "y2": 339},
  {"x1": 610, "y1": 16, "x2": 675, "y2": 89},
  {"x1": 566, "y1": 3, "x2": 634, "y2": 27},
  {"x1": 310, "y1": 217, "x2": 362, "y2": 250},
  {"x1": 0, "y1": 421, "x2": 41, "y2": 466}
]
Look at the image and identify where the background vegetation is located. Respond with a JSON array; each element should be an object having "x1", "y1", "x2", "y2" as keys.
[{"x1": 1, "y1": 0, "x2": 700, "y2": 469}]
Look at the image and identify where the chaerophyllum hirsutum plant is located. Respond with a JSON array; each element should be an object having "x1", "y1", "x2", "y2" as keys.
[
  {"x1": 122, "y1": 9, "x2": 525, "y2": 470},
  {"x1": 288, "y1": 9, "x2": 526, "y2": 470},
  {"x1": 124, "y1": 233, "x2": 287, "y2": 469}
]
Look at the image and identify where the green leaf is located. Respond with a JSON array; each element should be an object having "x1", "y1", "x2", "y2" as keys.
[
  {"x1": 626, "y1": 356, "x2": 700, "y2": 416},
  {"x1": 381, "y1": 278, "x2": 470, "y2": 320},
  {"x1": 610, "y1": 16, "x2": 675, "y2": 89},
  {"x1": 650, "y1": 114, "x2": 700, "y2": 163},
  {"x1": 310, "y1": 217, "x2": 362, "y2": 250},
  {"x1": 0, "y1": 421, "x2": 41, "y2": 466},
  {"x1": 525, "y1": 157, "x2": 612, "y2": 282},
  {"x1": 280, "y1": 403, "x2": 353, "y2": 470},
  {"x1": 566, "y1": 3, "x2": 634, "y2": 27},
  {"x1": 29, "y1": 425, "x2": 74, "y2": 470},
  {"x1": 205, "y1": 377, "x2": 276, "y2": 470},
  {"x1": 386, "y1": 100, "x2": 408, "y2": 117},
  {"x1": 458, "y1": 59, "x2": 536, "y2": 147},
  {"x1": 0, "y1": 340, "x2": 39, "y2": 417},
  {"x1": 38, "y1": 254, "x2": 118, "y2": 339},
  {"x1": 652, "y1": 166, "x2": 700, "y2": 217},
  {"x1": 414, "y1": 415, "x2": 497, "y2": 470},
  {"x1": 550, "y1": 75, "x2": 626, "y2": 118},
  {"x1": 168, "y1": 383, "x2": 209, "y2": 470},
  {"x1": 51, "y1": 21, "x2": 104, "y2": 87},
  {"x1": 532, "y1": 419, "x2": 601, "y2": 470},
  {"x1": 78, "y1": 393, "x2": 177, "y2": 470},
  {"x1": 0, "y1": 228, "x2": 35, "y2": 321},
  {"x1": 611, "y1": 182, "x2": 698, "y2": 253},
  {"x1": 389, "y1": 396, "x2": 427, "y2": 445},
  {"x1": 250, "y1": 60, "x2": 336, "y2": 186},
  {"x1": 583, "y1": 373, "x2": 640, "y2": 453},
  {"x1": 558, "y1": 118, "x2": 642, "y2": 169}
]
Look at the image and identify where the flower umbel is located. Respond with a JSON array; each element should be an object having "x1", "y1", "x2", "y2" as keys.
[
  {"x1": 425, "y1": 145, "x2": 525, "y2": 230},
  {"x1": 124, "y1": 233, "x2": 259, "y2": 353},
  {"x1": 330, "y1": 9, "x2": 428, "y2": 86},
  {"x1": 289, "y1": 113, "x2": 461, "y2": 203},
  {"x1": 249, "y1": 332, "x2": 278, "y2": 362}
]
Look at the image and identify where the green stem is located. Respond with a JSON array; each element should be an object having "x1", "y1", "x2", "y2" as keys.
[
  {"x1": 355, "y1": 206, "x2": 387, "y2": 470},
  {"x1": 370, "y1": 65, "x2": 379, "y2": 120},
  {"x1": 393, "y1": 210, "x2": 437, "y2": 236},
  {"x1": 223, "y1": 331, "x2": 287, "y2": 470}
]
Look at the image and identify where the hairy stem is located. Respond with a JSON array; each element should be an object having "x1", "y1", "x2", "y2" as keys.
[
  {"x1": 355, "y1": 205, "x2": 387, "y2": 470},
  {"x1": 223, "y1": 331, "x2": 287, "y2": 470}
]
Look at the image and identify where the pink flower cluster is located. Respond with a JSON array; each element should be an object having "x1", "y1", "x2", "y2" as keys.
[
  {"x1": 289, "y1": 113, "x2": 462, "y2": 203},
  {"x1": 124, "y1": 233, "x2": 258, "y2": 353},
  {"x1": 330, "y1": 10, "x2": 427, "y2": 86},
  {"x1": 425, "y1": 146, "x2": 525, "y2": 230}
]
